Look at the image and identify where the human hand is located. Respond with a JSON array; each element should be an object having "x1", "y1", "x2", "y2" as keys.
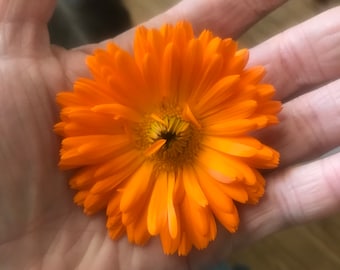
[{"x1": 0, "y1": 0, "x2": 340, "y2": 269}]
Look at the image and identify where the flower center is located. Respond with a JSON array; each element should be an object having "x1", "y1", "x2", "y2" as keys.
[{"x1": 135, "y1": 106, "x2": 202, "y2": 172}]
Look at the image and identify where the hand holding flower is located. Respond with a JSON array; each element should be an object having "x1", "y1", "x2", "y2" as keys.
[{"x1": 0, "y1": 0, "x2": 339, "y2": 269}]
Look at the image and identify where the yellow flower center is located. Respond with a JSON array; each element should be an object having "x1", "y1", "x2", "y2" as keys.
[{"x1": 136, "y1": 106, "x2": 202, "y2": 172}]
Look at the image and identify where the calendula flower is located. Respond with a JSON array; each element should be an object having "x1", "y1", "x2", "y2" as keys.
[{"x1": 55, "y1": 21, "x2": 281, "y2": 255}]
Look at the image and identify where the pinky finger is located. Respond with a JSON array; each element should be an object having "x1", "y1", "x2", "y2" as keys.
[{"x1": 237, "y1": 150, "x2": 340, "y2": 244}]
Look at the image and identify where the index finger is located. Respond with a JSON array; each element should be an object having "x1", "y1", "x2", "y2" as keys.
[
  {"x1": 248, "y1": 7, "x2": 340, "y2": 101},
  {"x1": 64, "y1": 0, "x2": 286, "y2": 84},
  {"x1": 78, "y1": 0, "x2": 287, "y2": 52}
]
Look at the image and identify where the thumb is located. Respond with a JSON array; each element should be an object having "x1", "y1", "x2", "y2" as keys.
[
  {"x1": 0, "y1": 0, "x2": 56, "y2": 55},
  {"x1": 0, "y1": 0, "x2": 56, "y2": 22}
]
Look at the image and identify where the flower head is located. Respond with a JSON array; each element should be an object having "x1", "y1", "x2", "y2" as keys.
[{"x1": 55, "y1": 21, "x2": 281, "y2": 255}]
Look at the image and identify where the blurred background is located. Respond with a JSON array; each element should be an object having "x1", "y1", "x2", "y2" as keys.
[{"x1": 49, "y1": 0, "x2": 340, "y2": 269}]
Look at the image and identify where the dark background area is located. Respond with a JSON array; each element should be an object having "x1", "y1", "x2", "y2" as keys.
[{"x1": 48, "y1": 0, "x2": 131, "y2": 48}]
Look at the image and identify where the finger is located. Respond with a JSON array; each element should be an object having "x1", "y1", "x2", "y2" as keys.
[
  {"x1": 65, "y1": 0, "x2": 286, "y2": 87},
  {"x1": 249, "y1": 7, "x2": 340, "y2": 100},
  {"x1": 0, "y1": 0, "x2": 55, "y2": 23},
  {"x1": 236, "y1": 151, "x2": 340, "y2": 245},
  {"x1": 0, "y1": 0, "x2": 56, "y2": 55},
  {"x1": 141, "y1": 0, "x2": 287, "y2": 38},
  {"x1": 259, "y1": 78, "x2": 340, "y2": 167},
  {"x1": 78, "y1": 0, "x2": 287, "y2": 53}
]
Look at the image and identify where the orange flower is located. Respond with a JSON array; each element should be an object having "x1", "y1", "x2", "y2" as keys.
[{"x1": 55, "y1": 21, "x2": 281, "y2": 255}]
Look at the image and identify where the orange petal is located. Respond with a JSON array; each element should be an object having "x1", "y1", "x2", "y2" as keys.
[
  {"x1": 182, "y1": 104, "x2": 201, "y2": 129},
  {"x1": 83, "y1": 192, "x2": 111, "y2": 215},
  {"x1": 213, "y1": 204, "x2": 240, "y2": 233},
  {"x1": 120, "y1": 162, "x2": 154, "y2": 213},
  {"x1": 178, "y1": 232, "x2": 192, "y2": 256},
  {"x1": 160, "y1": 229, "x2": 179, "y2": 255},
  {"x1": 167, "y1": 173, "x2": 178, "y2": 239},
  {"x1": 244, "y1": 170, "x2": 266, "y2": 204},
  {"x1": 94, "y1": 150, "x2": 142, "y2": 178},
  {"x1": 90, "y1": 171, "x2": 131, "y2": 194},
  {"x1": 226, "y1": 48, "x2": 249, "y2": 74},
  {"x1": 198, "y1": 147, "x2": 239, "y2": 182},
  {"x1": 91, "y1": 103, "x2": 141, "y2": 122},
  {"x1": 160, "y1": 211, "x2": 181, "y2": 255},
  {"x1": 199, "y1": 147, "x2": 256, "y2": 185},
  {"x1": 106, "y1": 194, "x2": 125, "y2": 240},
  {"x1": 195, "y1": 166, "x2": 236, "y2": 212},
  {"x1": 69, "y1": 167, "x2": 97, "y2": 189},
  {"x1": 147, "y1": 172, "x2": 168, "y2": 235},
  {"x1": 182, "y1": 167, "x2": 208, "y2": 207},
  {"x1": 202, "y1": 100, "x2": 258, "y2": 122},
  {"x1": 180, "y1": 194, "x2": 214, "y2": 249},
  {"x1": 126, "y1": 202, "x2": 151, "y2": 245},
  {"x1": 107, "y1": 217, "x2": 125, "y2": 240},
  {"x1": 177, "y1": 39, "x2": 203, "y2": 104},
  {"x1": 59, "y1": 135, "x2": 130, "y2": 169},
  {"x1": 191, "y1": 53, "x2": 223, "y2": 100},
  {"x1": 160, "y1": 43, "x2": 180, "y2": 98},
  {"x1": 204, "y1": 119, "x2": 257, "y2": 136},
  {"x1": 256, "y1": 84, "x2": 275, "y2": 100},
  {"x1": 240, "y1": 66, "x2": 265, "y2": 84},
  {"x1": 195, "y1": 75, "x2": 240, "y2": 113},
  {"x1": 106, "y1": 192, "x2": 121, "y2": 216},
  {"x1": 203, "y1": 136, "x2": 258, "y2": 158},
  {"x1": 108, "y1": 225, "x2": 125, "y2": 240},
  {"x1": 73, "y1": 190, "x2": 88, "y2": 206},
  {"x1": 144, "y1": 139, "x2": 166, "y2": 157},
  {"x1": 122, "y1": 195, "x2": 146, "y2": 226}
]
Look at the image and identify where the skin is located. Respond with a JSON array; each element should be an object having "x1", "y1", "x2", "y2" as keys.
[{"x1": 0, "y1": 0, "x2": 340, "y2": 269}]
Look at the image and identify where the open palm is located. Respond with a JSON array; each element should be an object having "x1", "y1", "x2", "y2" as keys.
[{"x1": 1, "y1": 0, "x2": 340, "y2": 269}]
